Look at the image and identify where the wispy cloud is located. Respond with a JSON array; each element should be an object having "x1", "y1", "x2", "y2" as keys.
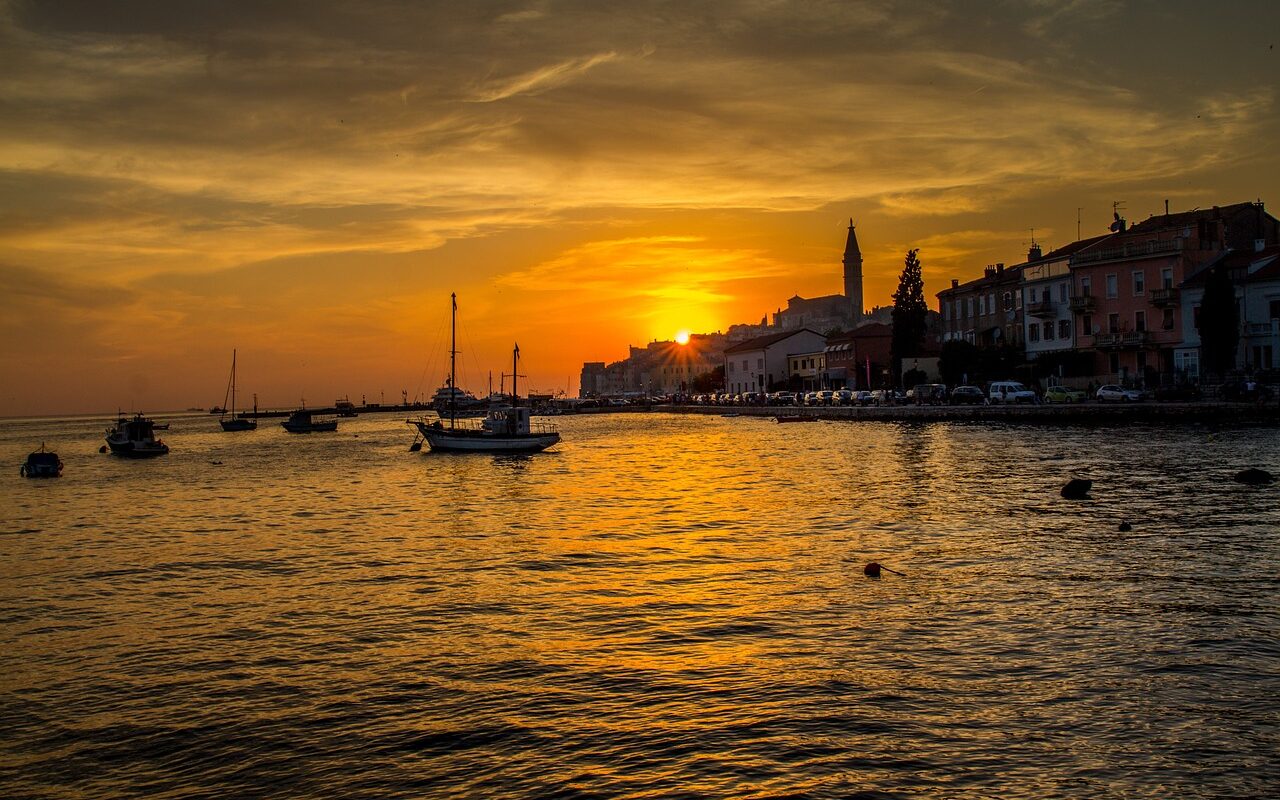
[{"x1": 469, "y1": 52, "x2": 620, "y2": 103}]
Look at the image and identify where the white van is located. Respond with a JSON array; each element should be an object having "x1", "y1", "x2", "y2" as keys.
[{"x1": 988, "y1": 381, "x2": 1037, "y2": 404}]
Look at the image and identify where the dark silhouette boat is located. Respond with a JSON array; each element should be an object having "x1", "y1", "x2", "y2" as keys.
[
  {"x1": 219, "y1": 349, "x2": 257, "y2": 431},
  {"x1": 281, "y1": 408, "x2": 339, "y2": 433},
  {"x1": 775, "y1": 415, "x2": 819, "y2": 423},
  {"x1": 105, "y1": 413, "x2": 170, "y2": 458},
  {"x1": 21, "y1": 444, "x2": 63, "y2": 477}
]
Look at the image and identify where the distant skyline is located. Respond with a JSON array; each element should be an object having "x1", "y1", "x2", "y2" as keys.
[{"x1": 2, "y1": 1, "x2": 1278, "y2": 415}]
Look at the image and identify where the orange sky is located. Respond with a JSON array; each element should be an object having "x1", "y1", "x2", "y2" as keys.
[{"x1": 2, "y1": 1, "x2": 1278, "y2": 415}]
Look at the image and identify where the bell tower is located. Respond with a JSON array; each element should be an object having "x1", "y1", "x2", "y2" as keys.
[{"x1": 842, "y1": 218, "x2": 864, "y2": 324}]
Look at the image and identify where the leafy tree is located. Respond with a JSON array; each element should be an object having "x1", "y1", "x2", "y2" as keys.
[
  {"x1": 1197, "y1": 265, "x2": 1239, "y2": 378},
  {"x1": 690, "y1": 365, "x2": 725, "y2": 393},
  {"x1": 939, "y1": 340, "x2": 980, "y2": 386},
  {"x1": 891, "y1": 249, "x2": 928, "y2": 385}
]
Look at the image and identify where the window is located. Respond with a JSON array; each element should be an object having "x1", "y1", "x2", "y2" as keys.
[
  {"x1": 1270, "y1": 299, "x2": 1280, "y2": 320},
  {"x1": 1132, "y1": 271, "x2": 1145, "y2": 295},
  {"x1": 1109, "y1": 353, "x2": 1120, "y2": 373},
  {"x1": 1163, "y1": 307, "x2": 1175, "y2": 330},
  {"x1": 1059, "y1": 319, "x2": 1071, "y2": 339},
  {"x1": 1108, "y1": 313, "x2": 1120, "y2": 334},
  {"x1": 1175, "y1": 350, "x2": 1199, "y2": 379},
  {"x1": 1162, "y1": 268, "x2": 1174, "y2": 289},
  {"x1": 1135, "y1": 311, "x2": 1146, "y2": 332},
  {"x1": 728, "y1": 362, "x2": 735, "y2": 373},
  {"x1": 1193, "y1": 306, "x2": 1201, "y2": 330},
  {"x1": 1082, "y1": 313, "x2": 1093, "y2": 336},
  {"x1": 1028, "y1": 324, "x2": 1040, "y2": 342},
  {"x1": 1003, "y1": 292, "x2": 1012, "y2": 311},
  {"x1": 1058, "y1": 283, "x2": 1069, "y2": 303},
  {"x1": 757, "y1": 358, "x2": 764, "y2": 370},
  {"x1": 967, "y1": 297, "x2": 974, "y2": 318},
  {"x1": 1043, "y1": 321, "x2": 1054, "y2": 341},
  {"x1": 1106, "y1": 274, "x2": 1118, "y2": 298},
  {"x1": 742, "y1": 359, "x2": 748, "y2": 372},
  {"x1": 1081, "y1": 276, "x2": 1092, "y2": 297}
]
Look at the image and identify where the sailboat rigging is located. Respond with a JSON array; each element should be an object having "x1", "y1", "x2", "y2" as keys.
[{"x1": 219, "y1": 349, "x2": 257, "y2": 431}]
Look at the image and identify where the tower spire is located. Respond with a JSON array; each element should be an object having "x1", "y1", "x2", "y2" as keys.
[{"x1": 842, "y1": 218, "x2": 863, "y2": 324}]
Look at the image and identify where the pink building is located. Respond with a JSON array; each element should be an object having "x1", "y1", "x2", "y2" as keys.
[{"x1": 1070, "y1": 202, "x2": 1277, "y2": 386}]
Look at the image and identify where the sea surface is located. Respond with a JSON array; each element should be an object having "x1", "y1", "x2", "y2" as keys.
[{"x1": 2, "y1": 411, "x2": 1278, "y2": 799}]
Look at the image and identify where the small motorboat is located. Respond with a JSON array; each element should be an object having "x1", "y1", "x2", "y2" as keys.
[
  {"x1": 105, "y1": 413, "x2": 170, "y2": 457},
  {"x1": 281, "y1": 409, "x2": 339, "y2": 433},
  {"x1": 775, "y1": 415, "x2": 819, "y2": 423},
  {"x1": 21, "y1": 444, "x2": 63, "y2": 477}
]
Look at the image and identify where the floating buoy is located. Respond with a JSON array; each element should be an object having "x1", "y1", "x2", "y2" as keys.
[
  {"x1": 1118, "y1": 521, "x2": 1132, "y2": 532},
  {"x1": 409, "y1": 439, "x2": 423, "y2": 452},
  {"x1": 1061, "y1": 478, "x2": 1092, "y2": 499},
  {"x1": 864, "y1": 562, "x2": 904, "y2": 578},
  {"x1": 98, "y1": 445, "x2": 108, "y2": 454},
  {"x1": 1234, "y1": 468, "x2": 1274, "y2": 486}
]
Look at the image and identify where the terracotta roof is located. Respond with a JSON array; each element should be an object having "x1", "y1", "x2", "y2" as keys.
[
  {"x1": 1128, "y1": 201, "x2": 1259, "y2": 234},
  {"x1": 723, "y1": 328, "x2": 825, "y2": 354}
]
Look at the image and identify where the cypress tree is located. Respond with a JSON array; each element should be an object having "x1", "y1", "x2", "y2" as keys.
[
  {"x1": 891, "y1": 248, "x2": 928, "y2": 384},
  {"x1": 1197, "y1": 265, "x2": 1239, "y2": 378}
]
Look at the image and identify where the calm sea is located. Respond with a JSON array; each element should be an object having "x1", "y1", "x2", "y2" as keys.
[{"x1": 2, "y1": 412, "x2": 1278, "y2": 799}]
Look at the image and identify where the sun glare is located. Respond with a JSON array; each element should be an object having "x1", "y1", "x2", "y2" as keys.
[{"x1": 675, "y1": 330, "x2": 690, "y2": 345}]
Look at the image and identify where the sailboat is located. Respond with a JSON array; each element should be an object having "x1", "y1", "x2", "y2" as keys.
[
  {"x1": 408, "y1": 294, "x2": 560, "y2": 453},
  {"x1": 219, "y1": 349, "x2": 257, "y2": 432}
]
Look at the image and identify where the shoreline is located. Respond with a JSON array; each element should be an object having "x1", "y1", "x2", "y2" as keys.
[{"x1": 662, "y1": 401, "x2": 1280, "y2": 425}]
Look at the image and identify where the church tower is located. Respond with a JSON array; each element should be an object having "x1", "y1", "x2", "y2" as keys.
[{"x1": 842, "y1": 218, "x2": 864, "y2": 324}]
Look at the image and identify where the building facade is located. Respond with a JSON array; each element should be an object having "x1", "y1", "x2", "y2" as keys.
[{"x1": 724, "y1": 329, "x2": 827, "y2": 394}]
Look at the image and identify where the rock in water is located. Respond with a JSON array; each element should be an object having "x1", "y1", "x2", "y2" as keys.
[
  {"x1": 1234, "y1": 468, "x2": 1274, "y2": 486},
  {"x1": 1061, "y1": 478, "x2": 1092, "y2": 499},
  {"x1": 864, "y1": 562, "x2": 882, "y2": 578}
]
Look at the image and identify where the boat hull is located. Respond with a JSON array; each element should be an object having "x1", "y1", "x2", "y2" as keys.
[
  {"x1": 220, "y1": 418, "x2": 257, "y2": 431},
  {"x1": 281, "y1": 421, "x2": 338, "y2": 433},
  {"x1": 414, "y1": 421, "x2": 559, "y2": 453},
  {"x1": 106, "y1": 439, "x2": 170, "y2": 458}
]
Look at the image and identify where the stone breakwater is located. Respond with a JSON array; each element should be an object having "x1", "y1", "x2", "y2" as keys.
[{"x1": 666, "y1": 402, "x2": 1280, "y2": 425}]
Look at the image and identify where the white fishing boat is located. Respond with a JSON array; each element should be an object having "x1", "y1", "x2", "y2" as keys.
[
  {"x1": 105, "y1": 413, "x2": 170, "y2": 457},
  {"x1": 409, "y1": 294, "x2": 560, "y2": 454},
  {"x1": 219, "y1": 349, "x2": 257, "y2": 432}
]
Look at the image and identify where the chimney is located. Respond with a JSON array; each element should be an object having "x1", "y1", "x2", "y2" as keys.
[
  {"x1": 1028, "y1": 243, "x2": 1042, "y2": 261},
  {"x1": 996, "y1": 262, "x2": 1005, "y2": 275},
  {"x1": 951, "y1": 278, "x2": 959, "y2": 289},
  {"x1": 984, "y1": 266, "x2": 996, "y2": 279}
]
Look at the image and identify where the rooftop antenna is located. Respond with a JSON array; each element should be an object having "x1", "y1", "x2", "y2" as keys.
[
  {"x1": 1110, "y1": 200, "x2": 1127, "y2": 233},
  {"x1": 1077, "y1": 208, "x2": 1083, "y2": 241}
]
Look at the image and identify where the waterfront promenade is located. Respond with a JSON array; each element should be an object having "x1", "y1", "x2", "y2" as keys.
[{"x1": 664, "y1": 401, "x2": 1280, "y2": 424}]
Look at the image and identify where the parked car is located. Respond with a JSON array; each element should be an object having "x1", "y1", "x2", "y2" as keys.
[
  {"x1": 988, "y1": 381, "x2": 1037, "y2": 404},
  {"x1": 853, "y1": 390, "x2": 874, "y2": 406},
  {"x1": 803, "y1": 391, "x2": 821, "y2": 406},
  {"x1": 833, "y1": 389, "x2": 854, "y2": 406},
  {"x1": 950, "y1": 385, "x2": 986, "y2": 405},
  {"x1": 913, "y1": 383, "x2": 948, "y2": 405},
  {"x1": 1096, "y1": 384, "x2": 1144, "y2": 402},
  {"x1": 1044, "y1": 385, "x2": 1087, "y2": 404}
]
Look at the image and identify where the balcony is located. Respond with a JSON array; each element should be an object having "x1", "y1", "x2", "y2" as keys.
[
  {"x1": 1150, "y1": 287, "x2": 1180, "y2": 307},
  {"x1": 1095, "y1": 331, "x2": 1149, "y2": 349},
  {"x1": 1026, "y1": 298, "x2": 1057, "y2": 318},
  {"x1": 1069, "y1": 295, "x2": 1095, "y2": 313},
  {"x1": 1071, "y1": 237, "x2": 1184, "y2": 266},
  {"x1": 1245, "y1": 322, "x2": 1278, "y2": 337}
]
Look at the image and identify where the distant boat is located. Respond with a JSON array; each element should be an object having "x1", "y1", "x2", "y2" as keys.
[
  {"x1": 409, "y1": 294, "x2": 560, "y2": 454},
  {"x1": 335, "y1": 396, "x2": 359, "y2": 417},
  {"x1": 775, "y1": 415, "x2": 819, "y2": 423},
  {"x1": 105, "y1": 413, "x2": 170, "y2": 457},
  {"x1": 281, "y1": 408, "x2": 339, "y2": 433},
  {"x1": 219, "y1": 349, "x2": 257, "y2": 432},
  {"x1": 21, "y1": 444, "x2": 63, "y2": 478}
]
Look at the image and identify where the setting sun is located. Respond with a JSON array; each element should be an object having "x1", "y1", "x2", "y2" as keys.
[{"x1": 675, "y1": 330, "x2": 691, "y2": 345}]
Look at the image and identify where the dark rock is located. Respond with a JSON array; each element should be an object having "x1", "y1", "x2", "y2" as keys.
[
  {"x1": 1061, "y1": 478, "x2": 1092, "y2": 499},
  {"x1": 1234, "y1": 468, "x2": 1274, "y2": 486}
]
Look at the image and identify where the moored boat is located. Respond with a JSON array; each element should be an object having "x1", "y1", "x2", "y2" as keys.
[
  {"x1": 219, "y1": 349, "x2": 258, "y2": 432},
  {"x1": 775, "y1": 415, "x2": 819, "y2": 423},
  {"x1": 21, "y1": 444, "x2": 63, "y2": 477},
  {"x1": 281, "y1": 408, "x2": 339, "y2": 433},
  {"x1": 409, "y1": 294, "x2": 560, "y2": 454},
  {"x1": 105, "y1": 413, "x2": 170, "y2": 457}
]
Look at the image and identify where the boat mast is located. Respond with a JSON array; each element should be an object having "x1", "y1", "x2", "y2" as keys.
[
  {"x1": 512, "y1": 343, "x2": 519, "y2": 408},
  {"x1": 449, "y1": 292, "x2": 457, "y2": 429},
  {"x1": 230, "y1": 349, "x2": 237, "y2": 419}
]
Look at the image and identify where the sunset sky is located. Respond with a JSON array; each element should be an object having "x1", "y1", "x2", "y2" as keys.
[{"x1": 2, "y1": 0, "x2": 1277, "y2": 415}]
